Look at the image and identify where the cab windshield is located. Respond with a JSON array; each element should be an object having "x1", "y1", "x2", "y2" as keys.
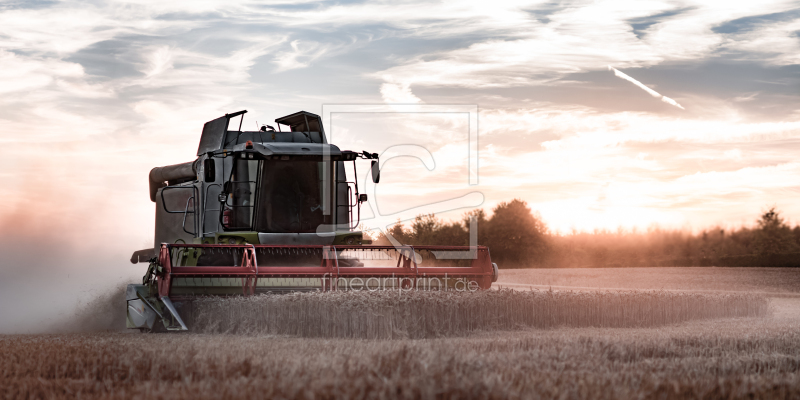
[
  {"x1": 227, "y1": 158, "x2": 326, "y2": 233},
  {"x1": 255, "y1": 159, "x2": 326, "y2": 233}
]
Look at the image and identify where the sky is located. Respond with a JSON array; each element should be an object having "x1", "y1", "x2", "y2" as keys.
[{"x1": 0, "y1": 0, "x2": 798, "y2": 330}]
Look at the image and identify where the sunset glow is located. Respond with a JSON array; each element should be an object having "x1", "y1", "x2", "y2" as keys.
[{"x1": 0, "y1": 0, "x2": 798, "y2": 243}]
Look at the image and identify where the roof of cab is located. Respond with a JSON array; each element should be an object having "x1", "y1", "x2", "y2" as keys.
[{"x1": 231, "y1": 141, "x2": 341, "y2": 157}]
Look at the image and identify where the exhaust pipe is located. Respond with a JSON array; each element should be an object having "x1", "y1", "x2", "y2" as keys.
[{"x1": 149, "y1": 161, "x2": 197, "y2": 202}]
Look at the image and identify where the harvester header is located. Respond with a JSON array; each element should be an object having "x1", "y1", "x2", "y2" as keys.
[{"x1": 126, "y1": 110, "x2": 498, "y2": 332}]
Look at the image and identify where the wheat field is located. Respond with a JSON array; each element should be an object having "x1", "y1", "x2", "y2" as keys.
[
  {"x1": 2, "y1": 309, "x2": 799, "y2": 399},
  {"x1": 190, "y1": 289, "x2": 768, "y2": 338},
  {"x1": 3, "y1": 268, "x2": 799, "y2": 400},
  {"x1": 498, "y1": 267, "x2": 800, "y2": 294}
]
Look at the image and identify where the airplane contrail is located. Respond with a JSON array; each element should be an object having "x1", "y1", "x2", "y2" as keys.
[{"x1": 608, "y1": 66, "x2": 685, "y2": 110}]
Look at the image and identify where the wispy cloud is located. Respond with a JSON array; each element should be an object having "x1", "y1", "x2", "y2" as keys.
[
  {"x1": 608, "y1": 66, "x2": 685, "y2": 110},
  {"x1": 0, "y1": 0, "x2": 796, "y2": 239},
  {"x1": 273, "y1": 39, "x2": 331, "y2": 72},
  {"x1": 380, "y1": 81, "x2": 421, "y2": 103}
]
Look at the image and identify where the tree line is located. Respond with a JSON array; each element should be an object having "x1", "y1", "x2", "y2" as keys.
[{"x1": 372, "y1": 200, "x2": 800, "y2": 268}]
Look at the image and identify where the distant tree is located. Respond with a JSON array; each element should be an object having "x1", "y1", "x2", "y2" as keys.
[
  {"x1": 409, "y1": 214, "x2": 438, "y2": 244},
  {"x1": 376, "y1": 202, "x2": 800, "y2": 268},
  {"x1": 793, "y1": 226, "x2": 800, "y2": 247},
  {"x1": 376, "y1": 215, "x2": 468, "y2": 246},
  {"x1": 408, "y1": 214, "x2": 467, "y2": 245},
  {"x1": 484, "y1": 199, "x2": 549, "y2": 267},
  {"x1": 753, "y1": 207, "x2": 798, "y2": 256},
  {"x1": 383, "y1": 219, "x2": 410, "y2": 245}
]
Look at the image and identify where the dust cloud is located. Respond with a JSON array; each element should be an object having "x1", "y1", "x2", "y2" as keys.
[
  {"x1": 0, "y1": 206, "x2": 144, "y2": 334},
  {"x1": 46, "y1": 283, "x2": 129, "y2": 333}
]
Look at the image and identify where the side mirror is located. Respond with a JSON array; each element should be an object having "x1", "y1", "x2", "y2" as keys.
[
  {"x1": 370, "y1": 160, "x2": 380, "y2": 183},
  {"x1": 358, "y1": 194, "x2": 368, "y2": 203},
  {"x1": 203, "y1": 158, "x2": 215, "y2": 182}
]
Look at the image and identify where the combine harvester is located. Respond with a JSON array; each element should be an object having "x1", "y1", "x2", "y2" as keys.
[{"x1": 127, "y1": 110, "x2": 499, "y2": 331}]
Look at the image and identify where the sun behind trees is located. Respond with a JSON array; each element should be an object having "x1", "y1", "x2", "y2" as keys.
[
  {"x1": 377, "y1": 199, "x2": 549, "y2": 267},
  {"x1": 375, "y1": 202, "x2": 800, "y2": 268}
]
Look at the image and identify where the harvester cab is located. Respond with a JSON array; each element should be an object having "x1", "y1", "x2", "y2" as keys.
[{"x1": 127, "y1": 110, "x2": 498, "y2": 332}]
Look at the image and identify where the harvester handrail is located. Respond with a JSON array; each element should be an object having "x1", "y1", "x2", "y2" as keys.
[{"x1": 201, "y1": 183, "x2": 223, "y2": 235}]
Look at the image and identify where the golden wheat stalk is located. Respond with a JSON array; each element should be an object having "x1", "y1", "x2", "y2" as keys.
[{"x1": 189, "y1": 289, "x2": 769, "y2": 338}]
